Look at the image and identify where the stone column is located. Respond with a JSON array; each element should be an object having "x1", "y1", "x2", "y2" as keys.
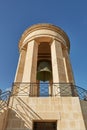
[
  {"x1": 14, "y1": 49, "x2": 26, "y2": 82},
  {"x1": 13, "y1": 49, "x2": 26, "y2": 95},
  {"x1": 51, "y1": 39, "x2": 67, "y2": 96},
  {"x1": 22, "y1": 40, "x2": 38, "y2": 96},
  {"x1": 63, "y1": 49, "x2": 75, "y2": 83},
  {"x1": 63, "y1": 49, "x2": 77, "y2": 96}
]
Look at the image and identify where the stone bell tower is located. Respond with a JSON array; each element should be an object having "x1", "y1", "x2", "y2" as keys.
[
  {"x1": 15, "y1": 24, "x2": 74, "y2": 84},
  {"x1": 3, "y1": 24, "x2": 86, "y2": 130},
  {"x1": 14, "y1": 24, "x2": 75, "y2": 97}
]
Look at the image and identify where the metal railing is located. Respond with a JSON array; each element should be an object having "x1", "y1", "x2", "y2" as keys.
[
  {"x1": 0, "y1": 91, "x2": 11, "y2": 110},
  {"x1": 11, "y1": 82, "x2": 87, "y2": 100},
  {"x1": 76, "y1": 86, "x2": 87, "y2": 100},
  {"x1": 0, "y1": 83, "x2": 87, "y2": 110}
]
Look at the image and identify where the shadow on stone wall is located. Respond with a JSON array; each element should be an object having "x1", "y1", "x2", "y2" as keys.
[
  {"x1": 80, "y1": 100, "x2": 87, "y2": 129},
  {"x1": 6, "y1": 108, "x2": 28, "y2": 130},
  {"x1": 5, "y1": 96, "x2": 42, "y2": 130},
  {"x1": 0, "y1": 107, "x2": 8, "y2": 130}
]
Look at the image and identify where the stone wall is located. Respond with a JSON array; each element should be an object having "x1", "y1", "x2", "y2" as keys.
[
  {"x1": 0, "y1": 107, "x2": 8, "y2": 130},
  {"x1": 80, "y1": 100, "x2": 87, "y2": 129},
  {"x1": 4, "y1": 96, "x2": 86, "y2": 130}
]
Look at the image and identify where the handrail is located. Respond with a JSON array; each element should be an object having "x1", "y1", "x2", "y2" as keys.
[
  {"x1": 0, "y1": 82, "x2": 87, "y2": 110},
  {"x1": 11, "y1": 82, "x2": 87, "y2": 100}
]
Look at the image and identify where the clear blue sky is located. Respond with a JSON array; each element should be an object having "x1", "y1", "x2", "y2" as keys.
[{"x1": 0, "y1": 0, "x2": 87, "y2": 91}]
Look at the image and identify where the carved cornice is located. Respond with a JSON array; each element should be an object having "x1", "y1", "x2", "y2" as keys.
[{"x1": 19, "y1": 23, "x2": 70, "y2": 52}]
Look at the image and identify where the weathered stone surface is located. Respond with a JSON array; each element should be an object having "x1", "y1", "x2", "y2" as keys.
[{"x1": 0, "y1": 24, "x2": 86, "y2": 130}]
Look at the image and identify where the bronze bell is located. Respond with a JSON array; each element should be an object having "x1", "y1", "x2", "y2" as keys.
[{"x1": 37, "y1": 60, "x2": 52, "y2": 81}]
